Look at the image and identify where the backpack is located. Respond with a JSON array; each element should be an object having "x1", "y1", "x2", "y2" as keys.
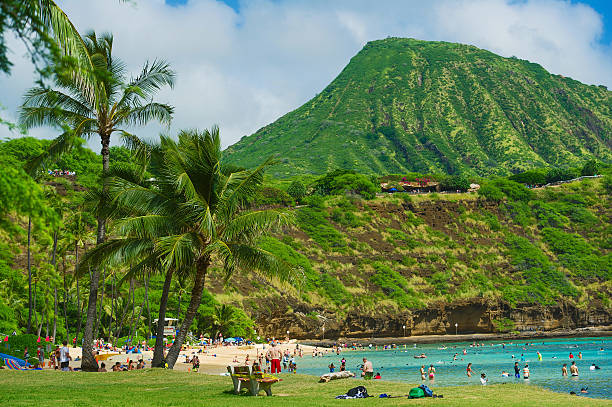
[
  {"x1": 419, "y1": 384, "x2": 433, "y2": 397},
  {"x1": 346, "y1": 386, "x2": 369, "y2": 398},
  {"x1": 408, "y1": 387, "x2": 425, "y2": 399}
]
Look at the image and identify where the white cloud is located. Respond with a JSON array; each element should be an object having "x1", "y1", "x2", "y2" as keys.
[{"x1": 0, "y1": 0, "x2": 610, "y2": 150}]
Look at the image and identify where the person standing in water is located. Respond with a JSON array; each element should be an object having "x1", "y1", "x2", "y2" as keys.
[
  {"x1": 570, "y1": 361, "x2": 579, "y2": 377},
  {"x1": 514, "y1": 362, "x2": 520, "y2": 378},
  {"x1": 428, "y1": 364, "x2": 436, "y2": 380},
  {"x1": 466, "y1": 363, "x2": 473, "y2": 377},
  {"x1": 420, "y1": 365, "x2": 426, "y2": 380},
  {"x1": 562, "y1": 364, "x2": 568, "y2": 376},
  {"x1": 537, "y1": 351, "x2": 542, "y2": 361},
  {"x1": 523, "y1": 364, "x2": 530, "y2": 379}
]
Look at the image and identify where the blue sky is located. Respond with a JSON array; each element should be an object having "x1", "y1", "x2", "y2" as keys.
[
  {"x1": 2, "y1": 0, "x2": 611, "y2": 147},
  {"x1": 167, "y1": 0, "x2": 612, "y2": 44}
]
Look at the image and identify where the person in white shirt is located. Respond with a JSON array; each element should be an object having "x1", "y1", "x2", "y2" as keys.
[
  {"x1": 59, "y1": 340, "x2": 72, "y2": 371},
  {"x1": 480, "y1": 373, "x2": 488, "y2": 385}
]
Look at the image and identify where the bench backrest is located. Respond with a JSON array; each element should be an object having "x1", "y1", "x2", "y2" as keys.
[{"x1": 232, "y1": 366, "x2": 251, "y2": 375}]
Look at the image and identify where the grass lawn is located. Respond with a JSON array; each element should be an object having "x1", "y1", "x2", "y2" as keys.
[{"x1": 0, "y1": 369, "x2": 610, "y2": 406}]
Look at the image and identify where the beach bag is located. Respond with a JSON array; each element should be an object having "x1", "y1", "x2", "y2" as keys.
[
  {"x1": 346, "y1": 386, "x2": 369, "y2": 398},
  {"x1": 408, "y1": 387, "x2": 425, "y2": 399},
  {"x1": 419, "y1": 384, "x2": 433, "y2": 397}
]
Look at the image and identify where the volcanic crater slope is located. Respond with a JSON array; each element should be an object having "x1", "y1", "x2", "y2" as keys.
[{"x1": 225, "y1": 38, "x2": 612, "y2": 177}]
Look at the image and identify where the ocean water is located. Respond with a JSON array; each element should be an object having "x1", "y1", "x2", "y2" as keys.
[{"x1": 295, "y1": 337, "x2": 611, "y2": 399}]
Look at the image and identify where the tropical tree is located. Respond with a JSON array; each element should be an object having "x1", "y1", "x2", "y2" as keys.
[
  {"x1": 81, "y1": 128, "x2": 297, "y2": 368},
  {"x1": 19, "y1": 31, "x2": 174, "y2": 371}
]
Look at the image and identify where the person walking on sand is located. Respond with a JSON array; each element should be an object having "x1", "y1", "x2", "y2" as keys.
[
  {"x1": 59, "y1": 340, "x2": 72, "y2": 371},
  {"x1": 361, "y1": 357, "x2": 373, "y2": 380},
  {"x1": 420, "y1": 365, "x2": 426, "y2": 380},
  {"x1": 570, "y1": 361, "x2": 579, "y2": 377},
  {"x1": 562, "y1": 364, "x2": 568, "y2": 376},
  {"x1": 266, "y1": 342, "x2": 282, "y2": 374}
]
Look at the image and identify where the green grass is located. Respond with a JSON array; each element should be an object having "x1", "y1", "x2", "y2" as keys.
[{"x1": 1, "y1": 369, "x2": 610, "y2": 407}]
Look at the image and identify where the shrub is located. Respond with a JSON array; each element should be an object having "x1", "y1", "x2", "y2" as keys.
[
  {"x1": 370, "y1": 262, "x2": 424, "y2": 309},
  {"x1": 541, "y1": 228, "x2": 611, "y2": 280},
  {"x1": 318, "y1": 272, "x2": 350, "y2": 306},
  {"x1": 509, "y1": 169, "x2": 548, "y2": 185},
  {"x1": 531, "y1": 201, "x2": 567, "y2": 228},
  {"x1": 287, "y1": 180, "x2": 306, "y2": 202},
  {"x1": 492, "y1": 318, "x2": 516, "y2": 333},
  {"x1": 330, "y1": 173, "x2": 377, "y2": 199},
  {"x1": 440, "y1": 175, "x2": 470, "y2": 192},
  {"x1": 546, "y1": 167, "x2": 578, "y2": 183},
  {"x1": 581, "y1": 160, "x2": 598, "y2": 176},
  {"x1": 296, "y1": 207, "x2": 346, "y2": 250},
  {"x1": 253, "y1": 186, "x2": 294, "y2": 206},
  {"x1": 478, "y1": 183, "x2": 504, "y2": 202},
  {"x1": 505, "y1": 235, "x2": 577, "y2": 301}
]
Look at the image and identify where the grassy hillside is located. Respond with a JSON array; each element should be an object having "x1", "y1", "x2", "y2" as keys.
[
  {"x1": 221, "y1": 177, "x2": 611, "y2": 338},
  {"x1": 225, "y1": 38, "x2": 612, "y2": 178}
]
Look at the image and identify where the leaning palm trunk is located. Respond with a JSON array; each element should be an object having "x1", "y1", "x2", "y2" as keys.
[
  {"x1": 81, "y1": 135, "x2": 110, "y2": 371},
  {"x1": 165, "y1": 261, "x2": 208, "y2": 368},
  {"x1": 27, "y1": 217, "x2": 32, "y2": 333},
  {"x1": 152, "y1": 268, "x2": 174, "y2": 368}
]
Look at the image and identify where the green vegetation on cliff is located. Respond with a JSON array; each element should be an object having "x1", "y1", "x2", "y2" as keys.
[{"x1": 225, "y1": 38, "x2": 612, "y2": 177}]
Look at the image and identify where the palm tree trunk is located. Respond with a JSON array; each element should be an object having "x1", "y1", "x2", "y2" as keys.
[
  {"x1": 94, "y1": 267, "x2": 106, "y2": 340},
  {"x1": 50, "y1": 231, "x2": 58, "y2": 341},
  {"x1": 152, "y1": 268, "x2": 174, "y2": 368},
  {"x1": 62, "y1": 257, "x2": 69, "y2": 342},
  {"x1": 26, "y1": 217, "x2": 32, "y2": 333},
  {"x1": 53, "y1": 287, "x2": 58, "y2": 341},
  {"x1": 128, "y1": 278, "x2": 135, "y2": 343},
  {"x1": 81, "y1": 133, "x2": 110, "y2": 371},
  {"x1": 145, "y1": 272, "x2": 151, "y2": 340},
  {"x1": 111, "y1": 272, "x2": 116, "y2": 344},
  {"x1": 166, "y1": 259, "x2": 209, "y2": 368},
  {"x1": 75, "y1": 242, "x2": 82, "y2": 348}
]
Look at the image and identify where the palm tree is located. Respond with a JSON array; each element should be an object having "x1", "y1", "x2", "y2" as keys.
[
  {"x1": 81, "y1": 128, "x2": 297, "y2": 368},
  {"x1": 19, "y1": 32, "x2": 174, "y2": 371}
]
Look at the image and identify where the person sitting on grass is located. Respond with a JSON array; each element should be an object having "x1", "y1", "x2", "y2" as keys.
[
  {"x1": 98, "y1": 362, "x2": 107, "y2": 372},
  {"x1": 112, "y1": 362, "x2": 122, "y2": 372},
  {"x1": 137, "y1": 359, "x2": 145, "y2": 369}
]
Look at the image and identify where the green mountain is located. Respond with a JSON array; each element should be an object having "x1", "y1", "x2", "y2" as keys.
[{"x1": 225, "y1": 38, "x2": 612, "y2": 177}]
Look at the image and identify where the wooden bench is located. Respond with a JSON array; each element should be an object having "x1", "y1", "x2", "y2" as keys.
[{"x1": 227, "y1": 365, "x2": 280, "y2": 396}]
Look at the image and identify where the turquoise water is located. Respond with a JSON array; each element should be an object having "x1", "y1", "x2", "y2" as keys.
[{"x1": 296, "y1": 337, "x2": 611, "y2": 399}]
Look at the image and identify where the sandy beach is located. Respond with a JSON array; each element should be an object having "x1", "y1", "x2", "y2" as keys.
[{"x1": 62, "y1": 341, "x2": 322, "y2": 374}]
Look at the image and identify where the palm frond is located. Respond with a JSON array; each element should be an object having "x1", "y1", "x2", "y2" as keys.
[
  {"x1": 118, "y1": 102, "x2": 174, "y2": 127},
  {"x1": 222, "y1": 210, "x2": 293, "y2": 243},
  {"x1": 223, "y1": 244, "x2": 301, "y2": 286}
]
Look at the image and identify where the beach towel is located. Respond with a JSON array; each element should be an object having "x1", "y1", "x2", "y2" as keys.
[{"x1": 5, "y1": 359, "x2": 23, "y2": 370}]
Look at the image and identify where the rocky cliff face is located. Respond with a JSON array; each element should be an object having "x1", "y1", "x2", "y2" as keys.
[{"x1": 249, "y1": 299, "x2": 611, "y2": 340}]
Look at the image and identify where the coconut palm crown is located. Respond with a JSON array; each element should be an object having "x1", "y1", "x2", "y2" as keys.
[
  {"x1": 81, "y1": 127, "x2": 297, "y2": 368},
  {"x1": 19, "y1": 30, "x2": 174, "y2": 371}
]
